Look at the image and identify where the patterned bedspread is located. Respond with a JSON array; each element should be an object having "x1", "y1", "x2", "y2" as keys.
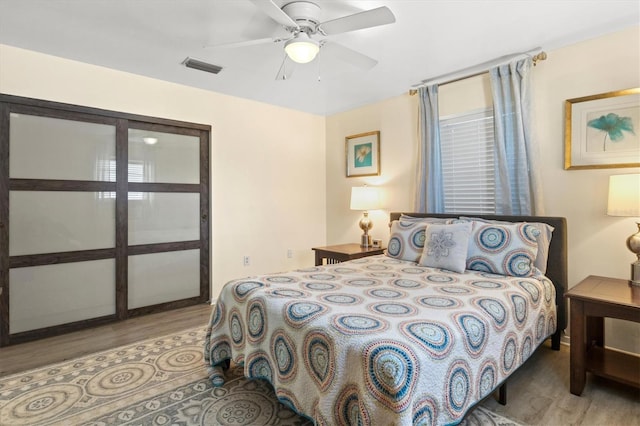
[{"x1": 204, "y1": 255, "x2": 556, "y2": 425}]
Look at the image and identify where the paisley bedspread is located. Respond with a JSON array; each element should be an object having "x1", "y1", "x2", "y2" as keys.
[{"x1": 204, "y1": 255, "x2": 556, "y2": 425}]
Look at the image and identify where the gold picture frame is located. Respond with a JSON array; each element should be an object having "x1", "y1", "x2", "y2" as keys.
[
  {"x1": 564, "y1": 88, "x2": 640, "y2": 170},
  {"x1": 346, "y1": 131, "x2": 380, "y2": 177}
]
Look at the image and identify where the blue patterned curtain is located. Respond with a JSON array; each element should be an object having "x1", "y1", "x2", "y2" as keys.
[
  {"x1": 415, "y1": 85, "x2": 444, "y2": 213},
  {"x1": 489, "y1": 58, "x2": 544, "y2": 214}
]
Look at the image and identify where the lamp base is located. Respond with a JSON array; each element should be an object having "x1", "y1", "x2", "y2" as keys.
[
  {"x1": 630, "y1": 259, "x2": 640, "y2": 287},
  {"x1": 358, "y1": 211, "x2": 373, "y2": 248},
  {"x1": 628, "y1": 223, "x2": 640, "y2": 287}
]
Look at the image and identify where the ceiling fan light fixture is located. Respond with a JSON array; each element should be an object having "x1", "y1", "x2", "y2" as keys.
[{"x1": 284, "y1": 33, "x2": 319, "y2": 64}]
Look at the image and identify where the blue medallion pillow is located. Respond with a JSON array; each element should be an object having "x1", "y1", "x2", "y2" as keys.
[
  {"x1": 465, "y1": 222, "x2": 540, "y2": 277},
  {"x1": 418, "y1": 222, "x2": 472, "y2": 273},
  {"x1": 386, "y1": 220, "x2": 428, "y2": 263},
  {"x1": 459, "y1": 217, "x2": 554, "y2": 274}
]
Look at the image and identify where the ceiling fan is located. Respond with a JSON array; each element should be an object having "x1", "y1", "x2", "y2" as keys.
[{"x1": 207, "y1": 0, "x2": 396, "y2": 78}]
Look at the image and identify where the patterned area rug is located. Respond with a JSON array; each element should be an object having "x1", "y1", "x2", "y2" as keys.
[{"x1": 0, "y1": 327, "x2": 521, "y2": 425}]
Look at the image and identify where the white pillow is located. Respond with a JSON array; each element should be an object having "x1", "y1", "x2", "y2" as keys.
[
  {"x1": 418, "y1": 222, "x2": 472, "y2": 273},
  {"x1": 466, "y1": 221, "x2": 540, "y2": 277},
  {"x1": 386, "y1": 220, "x2": 428, "y2": 263}
]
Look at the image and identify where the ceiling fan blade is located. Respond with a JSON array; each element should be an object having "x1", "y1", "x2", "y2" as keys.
[
  {"x1": 318, "y1": 6, "x2": 395, "y2": 35},
  {"x1": 321, "y1": 41, "x2": 378, "y2": 70},
  {"x1": 204, "y1": 37, "x2": 276, "y2": 49},
  {"x1": 250, "y1": 0, "x2": 299, "y2": 30}
]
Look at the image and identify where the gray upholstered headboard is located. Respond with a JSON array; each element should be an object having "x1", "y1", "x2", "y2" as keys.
[{"x1": 389, "y1": 212, "x2": 568, "y2": 341}]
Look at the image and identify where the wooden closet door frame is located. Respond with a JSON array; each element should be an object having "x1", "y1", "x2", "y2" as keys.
[
  {"x1": 0, "y1": 102, "x2": 9, "y2": 347},
  {"x1": 0, "y1": 94, "x2": 211, "y2": 346}
]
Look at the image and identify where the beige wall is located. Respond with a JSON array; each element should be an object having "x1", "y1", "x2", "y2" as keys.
[
  {"x1": 0, "y1": 44, "x2": 327, "y2": 299},
  {"x1": 326, "y1": 26, "x2": 640, "y2": 353},
  {"x1": 326, "y1": 95, "x2": 419, "y2": 244}
]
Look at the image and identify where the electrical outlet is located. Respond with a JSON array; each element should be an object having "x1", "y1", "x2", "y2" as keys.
[
  {"x1": 243, "y1": 256, "x2": 250, "y2": 266},
  {"x1": 287, "y1": 249, "x2": 293, "y2": 258}
]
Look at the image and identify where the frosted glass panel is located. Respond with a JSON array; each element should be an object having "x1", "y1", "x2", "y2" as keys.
[
  {"x1": 128, "y1": 193, "x2": 199, "y2": 245},
  {"x1": 9, "y1": 191, "x2": 115, "y2": 256},
  {"x1": 9, "y1": 113, "x2": 115, "y2": 180},
  {"x1": 128, "y1": 250, "x2": 200, "y2": 309},
  {"x1": 128, "y1": 129, "x2": 199, "y2": 184},
  {"x1": 10, "y1": 260, "x2": 115, "y2": 333}
]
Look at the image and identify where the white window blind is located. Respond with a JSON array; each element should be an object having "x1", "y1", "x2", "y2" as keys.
[
  {"x1": 127, "y1": 162, "x2": 144, "y2": 200},
  {"x1": 97, "y1": 160, "x2": 144, "y2": 200},
  {"x1": 440, "y1": 108, "x2": 496, "y2": 214}
]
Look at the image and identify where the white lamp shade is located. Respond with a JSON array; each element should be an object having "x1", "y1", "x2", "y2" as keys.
[
  {"x1": 284, "y1": 33, "x2": 319, "y2": 64},
  {"x1": 350, "y1": 186, "x2": 380, "y2": 211},
  {"x1": 607, "y1": 174, "x2": 640, "y2": 216}
]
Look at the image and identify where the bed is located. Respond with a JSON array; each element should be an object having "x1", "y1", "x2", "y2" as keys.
[{"x1": 204, "y1": 212, "x2": 567, "y2": 425}]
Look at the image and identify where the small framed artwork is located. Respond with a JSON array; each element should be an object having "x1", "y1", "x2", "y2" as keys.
[
  {"x1": 564, "y1": 88, "x2": 640, "y2": 170},
  {"x1": 346, "y1": 131, "x2": 380, "y2": 177}
]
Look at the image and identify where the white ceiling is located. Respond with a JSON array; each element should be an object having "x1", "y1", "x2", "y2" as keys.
[{"x1": 1, "y1": 1, "x2": 638, "y2": 116}]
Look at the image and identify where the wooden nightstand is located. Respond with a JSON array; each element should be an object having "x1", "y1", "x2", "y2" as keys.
[
  {"x1": 312, "y1": 243, "x2": 385, "y2": 266},
  {"x1": 565, "y1": 275, "x2": 640, "y2": 395}
]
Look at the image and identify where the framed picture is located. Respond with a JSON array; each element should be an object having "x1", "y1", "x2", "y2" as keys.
[
  {"x1": 346, "y1": 131, "x2": 380, "y2": 177},
  {"x1": 564, "y1": 88, "x2": 640, "y2": 170}
]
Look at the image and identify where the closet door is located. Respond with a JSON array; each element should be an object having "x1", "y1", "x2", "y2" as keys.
[
  {"x1": 126, "y1": 124, "x2": 208, "y2": 314},
  {"x1": 5, "y1": 108, "x2": 118, "y2": 340},
  {"x1": 0, "y1": 96, "x2": 210, "y2": 346}
]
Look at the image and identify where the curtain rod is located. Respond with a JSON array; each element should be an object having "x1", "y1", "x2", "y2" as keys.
[{"x1": 409, "y1": 49, "x2": 547, "y2": 96}]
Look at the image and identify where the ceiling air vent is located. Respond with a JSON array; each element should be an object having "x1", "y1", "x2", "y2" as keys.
[{"x1": 182, "y1": 57, "x2": 222, "y2": 74}]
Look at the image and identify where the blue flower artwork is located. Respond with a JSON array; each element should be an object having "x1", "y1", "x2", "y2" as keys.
[
  {"x1": 354, "y1": 142, "x2": 373, "y2": 168},
  {"x1": 346, "y1": 131, "x2": 380, "y2": 176},
  {"x1": 587, "y1": 112, "x2": 635, "y2": 151},
  {"x1": 565, "y1": 90, "x2": 640, "y2": 169}
]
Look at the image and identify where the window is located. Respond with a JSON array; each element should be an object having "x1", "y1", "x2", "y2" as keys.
[{"x1": 439, "y1": 108, "x2": 495, "y2": 214}]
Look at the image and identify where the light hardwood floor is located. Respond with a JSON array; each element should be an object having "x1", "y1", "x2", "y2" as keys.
[
  {"x1": 0, "y1": 303, "x2": 212, "y2": 376},
  {"x1": 1, "y1": 304, "x2": 638, "y2": 425},
  {"x1": 482, "y1": 340, "x2": 640, "y2": 426}
]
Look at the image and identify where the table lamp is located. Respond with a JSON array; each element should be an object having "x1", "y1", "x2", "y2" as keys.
[
  {"x1": 607, "y1": 174, "x2": 640, "y2": 286},
  {"x1": 350, "y1": 186, "x2": 381, "y2": 248}
]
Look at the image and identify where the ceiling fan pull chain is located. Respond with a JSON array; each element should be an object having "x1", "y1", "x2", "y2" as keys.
[
  {"x1": 276, "y1": 53, "x2": 295, "y2": 81},
  {"x1": 277, "y1": 55, "x2": 287, "y2": 80}
]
